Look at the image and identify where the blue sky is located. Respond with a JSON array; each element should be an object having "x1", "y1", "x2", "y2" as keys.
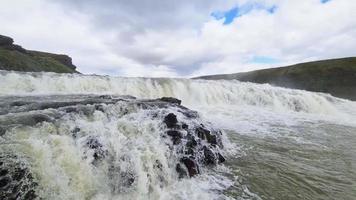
[
  {"x1": 211, "y1": 3, "x2": 277, "y2": 25},
  {"x1": 1, "y1": 0, "x2": 355, "y2": 77}
]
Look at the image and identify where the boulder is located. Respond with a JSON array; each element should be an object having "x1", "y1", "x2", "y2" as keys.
[
  {"x1": 180, "y1": 156, "x2": 199, "y2": 177},
  {"x1": 203, "y1": 146, "x2": 217, "y2": 165},
  {"x1": 166, "y1": 130, "x2": 183, "y2": 145},
  {"x1": 175, "y1": 163, "x2": 188, "y2": 179},
  {"x1": 218, "y1": 153, "x2": 226, "y2": 163},
  {"x1": 164, "y1": 113, "x2": 178, "y2": 128}
]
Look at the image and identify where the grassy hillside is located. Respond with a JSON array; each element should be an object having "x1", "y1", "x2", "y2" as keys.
[
  {"x1": 196, "y1": 57, "x2": 356, "y2": 101},
  {"x1": 0, "y1": 34, "x2": 78, "y2": 73}
]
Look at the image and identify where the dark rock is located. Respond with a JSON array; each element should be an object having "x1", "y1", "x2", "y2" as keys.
[
  {"x1": 23, "y1": 190, "x2": 36, "y2": 200},
  {"x1": 186, "y1": 134, "x2": 198, "y2": 151},
  {"x1": 99, "y1": 95, "x2": 112, "y2": 99},
  {"x1": 71, "y1": 127, "x2": 81, "y2": 137},
  {"x1": 0, "y1": 155, "x2": 38, "y2": 200},
  {"x1": 195, "y1": 127, "x2": 210, "y2": 140},
  {"x1": 218, "y1": 153, "x2": 226, "y2": 163},
  {"x1": 13, "y1": 167, "x2": 26, "y2": 181},
  {"x1": 95, "y1": 104, "x2": 105, "y2": 112},
  {"x1": 180, "y1": 157, "x2": 199, "y2": 177},
  {"x1": 166, "y1": 130, "x2": 182, "y2": 138},
  {"x1": 175, "y1": 163, "x2": 188, "y2": 179},
  {"x1": 159, "y1": 97, "x2": 182, "y2": 105},
  {"x1": 154, "y1": 160, "x2": 163, "y2": 170},
  {"x1": 0, "y1": 169, "x2": 8, "y2": 176},
  {"x1": 2, "y1": 44, "x2": 27, "y2": 53},
  {"x1": 0, "y1": 126, "x2": 6, "y2": 136},
  {"x1": 164, "y1": 113, "x2": 178, "y2": 128},
  {"x1": 0, "y1": 177, "x2": 10, "y2": 188},
  {"x1": 206, "y1": 133, "x2": 218, "y2": 146},
  {"x1": 120, "y1": 172, "x2": 135, "y2": 187},
  {"x1": 203, "y1": 146, "x2": 217, "y2": 165},
  {"x1": 63, "y1": 107, "x2": 77, "y2": 113},
  {"x1": 182, "y1": 123, "x2": 188, "y2": 129},
  {"x1": 195, "y1": 127, "x2": 219, "y2": 146},
  {"x1": 184, "y1": 147, "x2": 195, "y2": 156},
  {"x1": 86, "y1": 137, "x2": 108, "y2": 162},
  {"x1": 166, "y1": 130, "x2": 182, "y2": 145},
  {"x1": 0, "y1": 35, "x2": 13, "y2": 46},
  {"x1": 178, "y1": 109, "x2": 198, "y2": 119}
]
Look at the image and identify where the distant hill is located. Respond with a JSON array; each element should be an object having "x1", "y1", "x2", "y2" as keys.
[
  {"x1": 196, "y1": 57, "x2": 356, "y2": 101},
  {"x1": 0, "y1": 34, "x2": 78, "y2": 73}
]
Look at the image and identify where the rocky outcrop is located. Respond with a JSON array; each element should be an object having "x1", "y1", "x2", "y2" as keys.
[
  {"x1": 0, "y1": 34, "x2": 78, "y2": 73},
  {"x1": 0, "y1": 155, "x2": 38, "y2": 200},
  {"x1": 161, "y1": 112, "x2": 224, "y2": 177},
  {"x1": 0, "y1": 35, "x2": 13, "y2": 46},
  {"x1": 0, "y1": 95, "x2": 227, "y2": 197}
]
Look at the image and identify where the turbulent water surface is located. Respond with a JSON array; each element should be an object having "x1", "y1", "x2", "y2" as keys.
[{"x1": 1, "y1": 71, "x2": 356, "y2": 200}]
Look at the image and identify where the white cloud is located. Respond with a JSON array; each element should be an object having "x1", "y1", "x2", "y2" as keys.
[{"x1": 1, "y1": 0, "x2": 356, "y2": 77}]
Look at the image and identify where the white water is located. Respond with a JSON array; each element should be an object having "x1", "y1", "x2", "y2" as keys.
[
  {"x1": 1, "y1": 70, "x2": 356, "y2": 200},
  {"x1": 1, "y1": 70, "x2": 354, "y2": 115}
]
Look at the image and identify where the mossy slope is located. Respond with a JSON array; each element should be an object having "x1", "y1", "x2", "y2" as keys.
[
  {"x1": 196, "y1": 57, "x2": 356, "y2": 101},
  {"x1": 0, "y1": 34, "x2": 78, "y2": 73}
]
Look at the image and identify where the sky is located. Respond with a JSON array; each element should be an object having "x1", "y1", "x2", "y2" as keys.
[{"x1": 1, "y1": 0, "x2": 356, "y2": 77}]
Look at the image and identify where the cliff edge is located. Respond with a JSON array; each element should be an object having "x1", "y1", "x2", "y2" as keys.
[{"x1": 0, "y1": 34, "x2": 78, "y2": 73}]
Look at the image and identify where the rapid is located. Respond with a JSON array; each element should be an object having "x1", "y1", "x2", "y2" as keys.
[{"x1": 1, "y1": 70, "x2": 356, "y2": 200}]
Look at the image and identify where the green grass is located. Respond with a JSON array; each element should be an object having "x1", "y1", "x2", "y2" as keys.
[
  {"x1": 0, "y1": 48, "x2": 76, "y2": 73},
  {"x1": 196, "y1": 57, "x2": 356, "y2": 101}
]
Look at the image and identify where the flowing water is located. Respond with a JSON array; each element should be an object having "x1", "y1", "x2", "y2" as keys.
[{"x1": 1, "y1": 70, "x2": 356, "y2": 200}]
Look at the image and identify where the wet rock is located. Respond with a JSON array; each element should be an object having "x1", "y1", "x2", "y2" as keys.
[
  {"x1": 166, "y1": 130, "x2": 183, "y2": 145},
  {"x1": 185, "y1": 134, "x2": 198, "y2": 155},
  {"x1": 175, "y1": 163, "x2": 188, "y2": 179},
  {"x1": 195, "y1": 127, "x2": 220, "y2": 146},
  {"x1": 86, "y1": 137, "x2": 108, "y2": 162},
  {"x1": 164, "y1": 113, "x2": 178, "y2": 128},
  {"x1": 180, "y1": 156, "x2": 199, "y2": 177},
  {"x1": 182, "y1": 123, "x2": 188, "y2": 129},
  {"x1": 120, "y1": 172, "x2": 135, "y2": 187},
  {"x1": 99, "y1": 95, "x2": 112, "y2": 99},
  {"x1": 159, "y1": 97, "x2": 182, "y2": 105},
  {"x1": 0, "y1": 126, "x2": 6, "y2": 136},
  {"x1": 154, "y1": 160, "x2": 163, "y2": 170},
  {"x1": 218, "y1": 153, "x2": 226, "y2": 163},
  {"x1": 206, "y1": 133, "x2": 218, "y2": 146},
  {"x1": 71, "y1": 127, "x2": 81, "y2": 138},
  {"x1": 195, "y1": 127, "x2": 209, "y2": 140},
  {"x1": 166, "y1": 130, "x2": 182, "y2": 138},
  {"x1": 0, "y1": 169, "x2": 8, "y2": 176},
  {"x1": 0, "y1": 155, "x2": 38, "y2": 200},
  {"x1": 95, "y1": 104, "x2": 105, "y2": 112},
  {"x1": 186, "y1": 134, "x2": 197, "y2": 147},
  {"x1": 203, "y1": 146, "x2": 217, "y2": 165},
  {"x1": 0, "y1": 176, "x2": 10, "y2": 188},
  {"x1": 178, "y1": 109, "x2": 198, "y2": 119}
]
